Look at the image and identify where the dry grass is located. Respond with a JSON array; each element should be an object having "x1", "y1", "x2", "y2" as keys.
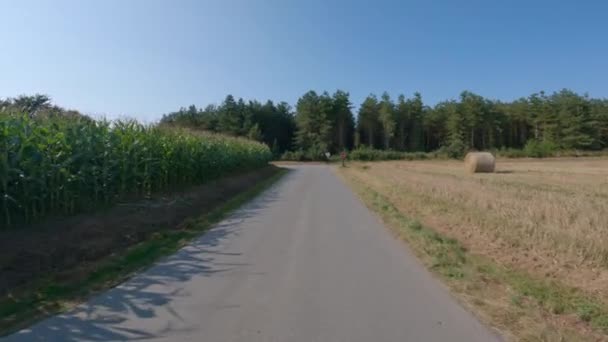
[{"x1": 338, "y1": 157, "x2": 608, "y2": 341}]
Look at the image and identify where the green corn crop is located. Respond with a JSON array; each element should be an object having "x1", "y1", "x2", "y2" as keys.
[{"x1": 0, "y1": 113, "x2": 272, "y2": 227}]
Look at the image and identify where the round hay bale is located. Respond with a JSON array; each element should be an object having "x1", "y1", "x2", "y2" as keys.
[{"x1": 464, "y1": 152, "x2": 495, "y2": 173}]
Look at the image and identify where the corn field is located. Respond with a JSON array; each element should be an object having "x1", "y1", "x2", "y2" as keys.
[{"x1": 0, "y1": 114, "x2": 272, "y2": 227}]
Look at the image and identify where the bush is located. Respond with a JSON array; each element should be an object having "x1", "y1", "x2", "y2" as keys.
[
  {"x1": 436, "y1": 140, "x2": 467, "y2": 159},
  {"x1": 523, "y1": 140, "x2": 558, "y2": 158},
  {"x1": 280, "y1": 148, "x2": 331, "y2": 161},
  {"x1": 281, "y1": 150, "x2": 309, "y2": 161},
  {"x1": 495, "y1": 148, "x2": 527, "y2": 158},
  {"x1": 349, "y1": 147, "x2": 430, "y2": 161},
  {"x1": 0, "y1": 114, "x2": 272, "y2": 226},
  {"x1": 280, "y1": 144, "x2": 608, "y2": 164},
  {"x1": 280, "y1": 147, "x2": 431, "y2": 162}
]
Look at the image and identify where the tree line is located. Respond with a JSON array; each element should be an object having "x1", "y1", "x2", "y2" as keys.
[
  {"x1": 161, "y1": 89, "x2": 608, "y2": 158},
  {"x1": 4, "y1": 91, "x2": 605, "y2": 158},
  {"x1": 160, "y1": 96, "x2": 296, "y2": 156},
  {"x1": 1, "y1": 94, "x2": 86, "y2": 120}
]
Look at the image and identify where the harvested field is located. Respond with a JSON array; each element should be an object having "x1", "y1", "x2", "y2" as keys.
[{"x1": 339, "y1": 158, "x2": 608, "y2": 340}]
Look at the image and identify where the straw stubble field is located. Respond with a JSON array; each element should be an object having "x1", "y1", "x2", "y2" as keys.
[{"x1": 339, "y1": 158, "x2": 608, "y2": 340}]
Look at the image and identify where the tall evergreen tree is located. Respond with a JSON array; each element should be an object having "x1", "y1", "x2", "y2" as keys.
[
  {"x1": 552, "y1": 90, "x2": 595, "y2": 149},
  {"x1": 218, "y1": 95, "x2": 242, "y2": 135},
  {"x1": 329, "y1": 90, "x2": 355, "y2": 152},
  {"x1": 378, "y1": 92, "x2": 396, "y2": 149},
  {"x1": 423, "y1": 102, "x2": 450, "y2": 151},
  {"x1": 357, "y1": 95, "x2": 380, "y2": 148},
  {"x1": 395, "y1": 94, "x2": 409, "y2": 151},
  {"x1": 294, "y1": 91, "x2": 332, "y2": 156},
  {"x1": 591, "y1": 99, "x2": 608, "y2": 148},
  {"x1": 529, "y1": 91, "x2": 558, "y2": 144},
  {"x1": 407, "y1": 92, "x2": 425, "y2": 151},
  {"x1": 459, "y1": 91, "x2": 485, "y2": 149}
]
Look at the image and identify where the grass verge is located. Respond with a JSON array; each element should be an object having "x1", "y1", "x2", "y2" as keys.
[
  {"x1": 0, "y1": 167, "x2": 288, "y2": 336},
  {"x1": 341, "y1": 173, "x2": 608, "y2": 341}
]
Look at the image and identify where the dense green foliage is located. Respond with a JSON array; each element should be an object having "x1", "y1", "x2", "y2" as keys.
[
  {"x1": 0, "y1": 113, "x2": 271, "y2": 227},
  {"x1": 355, "y1": 89, "x2": 608, "y2": 156},
  {"x1": 160, "y1": 96, "x2": 296, "y2": 157},
  {"x1": 348, "y1": 147, "x2": 430, "y2": 161},
  {"x1": 318, "y1": 145, "x2": 608, "y2": 163},
  {"x1": 162, "y1": 89, "x2": 608, "y2": 160},
  {"x1": 1, "y1": 89, "x2": 605, "y2": 223},
  {"x1": 0, "y1": 94, "x2": 87, "y2": 120},
  {"x1": 287, "y1": 88, "x2": 608, "y2": 160},
  {"x1": 293, "y1": 90, "x2": 356, "y2": 159}
]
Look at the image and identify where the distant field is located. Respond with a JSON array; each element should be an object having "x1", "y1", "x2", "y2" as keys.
[{"x1": 339, "y1": 158, "x2": 608, "y2": 340}]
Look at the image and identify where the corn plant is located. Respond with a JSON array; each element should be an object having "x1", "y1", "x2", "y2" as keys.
[{"x1": 0, "y1": 113, "x2": 272, "y2": 227}]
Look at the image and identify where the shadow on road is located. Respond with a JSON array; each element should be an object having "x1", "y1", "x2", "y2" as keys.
[{"x1": 4, "y1": 173, "x2": 291, "y2": 342}]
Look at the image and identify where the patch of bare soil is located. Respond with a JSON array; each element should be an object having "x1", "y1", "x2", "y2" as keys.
[{"x1": 0, "y1": 166, "x2": 279, "y2": 295}]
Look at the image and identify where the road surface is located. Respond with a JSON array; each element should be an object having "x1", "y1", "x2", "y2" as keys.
[{"x1": 4, "y1": 165, "x2": 501, "y2": 342}]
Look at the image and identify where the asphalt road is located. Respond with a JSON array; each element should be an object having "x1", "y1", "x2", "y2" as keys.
[{"x1": 4, "y1": 165, "x2": 501, "y2": 342}]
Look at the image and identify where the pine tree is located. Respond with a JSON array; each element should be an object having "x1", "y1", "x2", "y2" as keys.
[
  {"x1": 329, "y1": 90, "x2": 355, "y2": 152},
  {"x1": 395, "y1": 94, "x2": 409, "y2": 151},
  {"x1": 407, "y1": 92, "x2": 424, "y2": 151},
  {"x1": 379, "y1": 92, "x2": 396, "y2": 149},
  {"x1": 553, "y1": 90, "x2": 595, "y2": 149},
  {"x1": 294, "y1": 91, "x2": 332, "y2": 157},
  {"x1": 357, "y1": 95, "x2": 380, "y2": 148},
  {"x1": 218, "y1": 95, "x2": 242, "y2": 135}
]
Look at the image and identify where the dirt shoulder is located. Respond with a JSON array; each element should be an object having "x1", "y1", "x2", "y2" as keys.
[{"x1": 0, "y1": 166, "x2": 286, "y2": 335}]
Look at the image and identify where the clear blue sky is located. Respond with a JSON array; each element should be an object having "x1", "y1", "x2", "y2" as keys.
[{"x1": 1, "y1": 0, "x2": 607, "y2": 121}]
